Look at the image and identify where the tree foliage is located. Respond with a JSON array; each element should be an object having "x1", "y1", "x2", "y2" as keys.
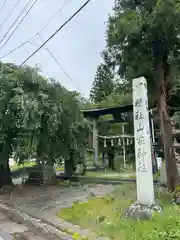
[
  {"x1": 0, "y1": 62, "x2": 89, "y2": 186},
  {"x1": 89, "y1": 0, "x2": 180, "y2": 190},
  {"x1": 107, "y1": 0, "x2": 180, "y2": 100},
  {"x1": 90, "y1": 63, "x2": 114, "y2": 103}
]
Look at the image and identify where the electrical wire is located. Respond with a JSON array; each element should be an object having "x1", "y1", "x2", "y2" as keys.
[
  {"x1": 0, "y1": 0, "x2": 8, "y2": 16},
  {"x1": 0, "y1": 40, "x2": 30, "y2": 59},
  {"x1": 0, "y1": 0, "x2": 73, "y2": 59},
  {"x1": 0, "y1": 0, "x2": 22, "y2": 32},
  {"x1": 0, "y1": 0, "x2": 38, "y2": 50},
  {"x1": 38, "y1": 33, "x2": 84, "y2": 91},
  {"x1": 38, "y1": 0, "x2": 73, "y2": 34},
  {"x1": 0, "y1": 0, "x2": 33, "y2": 45},
  {"x1": 0, "y1": 0, "x2": 34, "y2": 46},
  {"x1": 30, "y1": 40, "x2": 76, "y2": 84},
  {"x1": 20, "y1": 0, "x2": 91, "y2": 66},
  {"x1": 0, "y1": 36, "x2": 84, "y2": 94},
  {"x1": 0, "y1": 0, "x2": 89, "y2": 95},
  {"x1": 27, "y1": 38, "x2": 84, "y2": 94},
  {"x1": 0, "y1": 0, "x2": 70, "y2": 49}
]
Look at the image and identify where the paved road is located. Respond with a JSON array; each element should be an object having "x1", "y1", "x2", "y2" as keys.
[
  {"x1": 0, "y1": 230, "x2": 12, "y2": 240},
  {"x1": 0, "y1": 212, "x2": 47, "y2": 240},
  {"x1": 0, "y1": 184, "x2": 114, "y2": 240}
]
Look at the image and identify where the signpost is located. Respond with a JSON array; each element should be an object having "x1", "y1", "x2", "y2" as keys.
[
  {"x1": 133, "y1": 76, "x2": 155, "y2": 205},
  {"x1": 125, "y1": 77, "x2": 161, "y2": 219}
]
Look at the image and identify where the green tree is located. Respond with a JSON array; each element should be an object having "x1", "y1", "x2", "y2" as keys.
[
  {"x1": 90, "y1": 63, "x2": 114, "y2": 103},
  {"x1": 0, "y1": 63, "x2": 33, "y2": 186},
  {"x1": 104, "y1": 0, "x2": 180, "y2": 190},
  {"x1": 0, "y1": 62, "x2": 89, "y2": 186}
]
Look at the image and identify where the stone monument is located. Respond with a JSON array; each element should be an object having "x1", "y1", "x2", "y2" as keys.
[
  {"x1": 125, "y1": 77, "x2": 161, "y2": 219},
  {"x1": 159, "y1": 163, "x2": 167, "y2": 185},
  {"x1": 26, "y1": 163, "x2": 56, "y2": 186}
]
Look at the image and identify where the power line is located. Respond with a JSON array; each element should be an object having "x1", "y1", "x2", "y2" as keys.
[
  {"x1": 27, "y1": 38, "x2": 84, "y2": 94},
  {"x1": 37, "y1": 33, "x2": 73, "y2": 79},
  {"x1": 0, "y1": 0, "x2": 33, "y2": 45},
  {"x1": 0, "y1": 41, "x2": 29, "y2": 60},
  {"x1": 37, "y1": 33, "x2": 83, "y2": 91},
  {"x1": 20, "y1": 0, "x2": 91, "y2": 66},
  {"x1": 0, "y1": 39, "x2": 32, "y2": 59},
  {"x1": 31, "y1": 40, "x2": 75, "y2": 82},
  {"x1": 0, "y1": 0, "x2": 71, "y2": 50},
  {"x1": 0, "y1": 0, "x2": 88, "y2": 96},
  {"x1": 0, "y1": 0, "x2": 8, "y2": 16},
  {"x1": 0, "y1": 0, "x2": 34, "y2": 46},
  {"x1": 0, "y1": 0, "x2": 22, "y2": 32},
  {"x1": 38, "y1": 0, "x2": 73, "y2": 34},
  {"x1": 0, "y1": 38, "x2": 85, "y2": 95},
  {"x1": 0, "y1": 0, "x2": 38, "y2": 50},
  {"x1": 0, "y1": 0, "x2": 73, "y2": 59}
]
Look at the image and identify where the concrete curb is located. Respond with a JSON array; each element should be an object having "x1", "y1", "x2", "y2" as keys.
[
  {"x1": 0, "y1": 202, "x2": 73, "y2": 240},
  {"x1": 0, "y1": 202, "x2": 108, "y2": 240}
]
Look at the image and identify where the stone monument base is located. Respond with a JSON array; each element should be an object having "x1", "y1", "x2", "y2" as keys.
[
  {"x1": 124, "y1": 202, "x2": 162, "y2": 220},
  {"x1": 26, "y1": 164, "x2": 57, "y2": 186}
]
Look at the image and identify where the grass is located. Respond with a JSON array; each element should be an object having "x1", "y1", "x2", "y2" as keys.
[
  {"x1": 57, "y1": 183, "x2": 180, "y2": 240},
  {"x1": 84, "y1": 170, "x2": 134, "y2": 179},
  {"x1": 83, "y1": 164, "x2": 135, "y2": 179},
  {"x1": 11, "y1": 162, "x2": 64, "y2": 172},
  {"x1": 56, "y1": 167, "x2": 64, "y2": 171},
  {"x1": 83, "y1": 170, "x2": 159, "y2": 181},
  {"x1": 10, "y1": 161, "x2": 36, "y2": 171}
]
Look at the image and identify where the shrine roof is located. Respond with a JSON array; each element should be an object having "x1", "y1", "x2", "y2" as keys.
[{"x1": 82, "y1": 104, "x2": 133, "y2": 118}]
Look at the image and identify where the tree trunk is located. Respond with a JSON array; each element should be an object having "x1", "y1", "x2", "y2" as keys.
[
  {"x1": 0, "y1": 161, "x2": 13, "y2": 188},
  {"x1": 64, "y1": 149, "x2": 76, "y2": 179},
  {"x1": 151, "y1": 143, "x2": 157, "y2": 173},
  {"x1": 0, "y1": 136, "x2": 13, "y2": 188},
  {"x1": 64, "y1": 160, "x2": 73, "y2": 179},
  {"x1": 159, "y1": 95, "x2": 179, "y2": 191},
  {"x1": 107, "y1": 151, "x2": 115, "y2": 170},
  {"x1": 102, "y1": 152, "x2": 105, "y2": 164},
  {"x1": 157, "y1": 55, "x2": 179, "y2": 191}
]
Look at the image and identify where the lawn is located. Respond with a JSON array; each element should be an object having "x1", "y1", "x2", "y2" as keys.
[
  {"x1": 84, "y1": 170, "x2": 134, "y2": 179},
  {"x1": 10, "y1": 161, "x2": 36, "y2": 171},
  {"x1": 11, "y1": 162, "x2": 64, "y2": 172},
  {"x1": 57, "y1": 183, "x2": 180, "y2": 240},
  {"x1": 83, "y1": 170, "x2": 159, "y2": 181},
  {"x1": 83, "y1": 165, "x2": 135, "y2": 179}
]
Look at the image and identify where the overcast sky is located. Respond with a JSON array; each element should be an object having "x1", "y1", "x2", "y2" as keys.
[{"x1": 0, "y1": 0, "x2": 114, "y2": 97}]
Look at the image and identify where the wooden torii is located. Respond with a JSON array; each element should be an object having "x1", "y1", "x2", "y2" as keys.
[
  {"x1": 83, "y1": 105, "x2": 134, "y2": 167},
  {"x1": 82, "y1": 104, "x2": 180, "y2": 171}
]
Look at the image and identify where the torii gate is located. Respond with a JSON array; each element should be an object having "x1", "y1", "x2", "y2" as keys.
[{"x1": 82, "y1": 104, "x2": 156, "y2": 168}]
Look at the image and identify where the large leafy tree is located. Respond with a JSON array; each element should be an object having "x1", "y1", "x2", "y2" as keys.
[
  {"x1": 0, "y1": 62, "x2": 89, "y2": 187},
  {"x1": 0, "y1": 63, "x2": 33, "y2": 186},
  {"x1": 90, "y1": 63, "x2": 114, "y2": 103},
  {"x1": 103, "y1": 0, "x2": 180, "y2": 190}
]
